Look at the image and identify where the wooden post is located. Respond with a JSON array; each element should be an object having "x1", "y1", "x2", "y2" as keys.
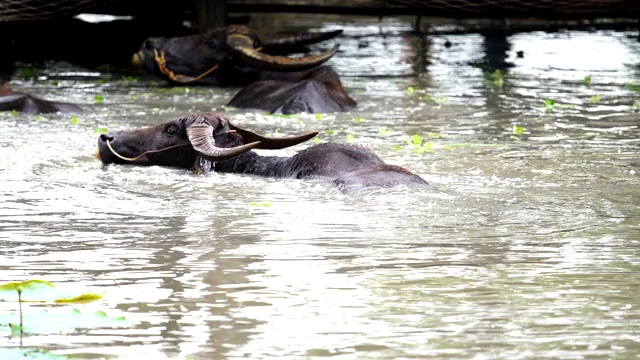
[{"x1": 195, "y1": 0, "x2": 227, "y2": 34}]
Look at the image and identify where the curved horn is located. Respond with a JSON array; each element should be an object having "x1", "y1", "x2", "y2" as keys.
[
  {"x1": 262, "y1": 30, "x2": 343, "y2": 48},
  {"x1": 230, "y1": 124, "x2": 318, "y2": 150},
  {"x1": 187, "y1": 123, "x2": 260, "y2": 162},
  {"x1": 227, "y1": 33, "x2": 338, "y2": 71}
]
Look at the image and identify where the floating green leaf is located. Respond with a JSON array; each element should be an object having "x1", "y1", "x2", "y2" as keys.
[
  {"x1": 411, "y1": 133, "x2": 422, "y2": 146},
  {"x1": 512, "y1": 125, "x2": 525, "y2": 135},
  {"x1": 406, "y1": 86, "x2": 415, "y2": 94},
  {"x1": 591, "y1": 94, "x2": 600, "y2": 104},
  {"x1": 625, "y1": 84, "x2": 640, "y2": 92},
  {"x1": 0, "y1": 280, "x2": 103, "y2": 303},
  {"x1": 10, "y1": 110, "x2": 18, "y2": 117},
  {"x1": 378, "y1": 126, "x2": 389, "y2": 136},
  {"x1": 354, "y1": 117, "x2": 366, "y2": 123},
  {"x1": 249, "y1": 202, "x2": 272, "y2": 207},
  {"x1": 93, "y1": 127, "x2": 108, "y2": 134},
  {"x1": 70, "y1": 115, "x2": 79, "y2": 125},
  {"x1": 94, "y1": 95, "x2": 104, "y2": 104},
  {"x1": 582, "y1": 75, "x2": 592, "y2": 86},
  {"x1": 18, "y1": 67, "x2": 39, "y2": 79},
  {"x1": 346, "y1": 134, "x2": 355, "y2": 143},
  {"x1": 315, "y1": 113, "x2": 323, "y2": 120},
  {"x1": 0, "y1": 308, "x2": 127, "y2": 335}
]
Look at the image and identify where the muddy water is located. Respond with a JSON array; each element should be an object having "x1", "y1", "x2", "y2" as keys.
[{"x1": 1, "y1": 14, "x2": 639, "y2": 360}]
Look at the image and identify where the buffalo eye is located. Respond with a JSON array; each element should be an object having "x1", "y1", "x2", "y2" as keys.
[{"x1": 165, "y1": 124, "x2": 179, "y2": 137}]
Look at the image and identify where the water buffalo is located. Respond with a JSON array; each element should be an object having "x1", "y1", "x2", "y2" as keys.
[
  {"x1": 96, "y1": 113, "x2": 428, "y2": 192},
  {"x1": 132, "y1": 25, "x2": 357, "y2": 115},
  {"x1": 0, "y1": 84, "x2": 82, "y2": 114}
]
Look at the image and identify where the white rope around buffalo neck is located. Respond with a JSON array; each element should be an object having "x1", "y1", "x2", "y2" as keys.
[{"x1": 105, "y1": 139, "x2": 188, "y2": 162}]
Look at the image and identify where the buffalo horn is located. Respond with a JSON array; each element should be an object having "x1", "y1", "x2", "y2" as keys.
[
  {"x1": 186, "y1": 123, "x2": 260, "y2": 162},
  {"x1": 230, "y1": 124, "x2": 318, "y2": 150},
  {"x1": 226, "y1": 33, "x2": 338, "y2": 71},
  {"x1": 262, "y1": 30, "x2": 343, "y2": 48}
]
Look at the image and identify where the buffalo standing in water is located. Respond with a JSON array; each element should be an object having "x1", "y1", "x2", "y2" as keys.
[
  {"x1": 133, "y1": 25, "x2": 356, "y2": 115},
  {"x1": 96, "y1": 113, "x2": 428, "y2": 193}
]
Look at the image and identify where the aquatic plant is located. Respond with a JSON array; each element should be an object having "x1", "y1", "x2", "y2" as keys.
[{"x1": 94, "y1": 95, "x2": 104, "y2": 104}]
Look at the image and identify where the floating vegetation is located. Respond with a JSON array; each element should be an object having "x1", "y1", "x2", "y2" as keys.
[
  {"x1": 70, "y1": 115, "x2": 80, "y2": 125},
  {"x1": 315, "y1": 113, "x2": 324, "y2": 120},
  {"x1": 582, "y1": 75, "x2": 592, "y2": 87},
  {"x1": 484, "y1": 69, "x2": 504, "y2": 89},
  {"x1": 591, "y1": 94, "x2": 601, "y2": 104},
  {"x1": 625, "y1": 84, "x2": 640, "y2": 92},
  {"x1": 120, "y1": 75, "x2": 138, "y2": 85},
  {"x1": 0, "y1": 280, "x2": 103, "y2": 303},
  {"x1": 378, "y1": 126, "x2": 389, "y2": 136},
  {"x1": 249, "y1": 202, "x2": 272, "y2": 207},
  {"x1": 353, "y1": 117, "x2": 366, "y2": 123},
  {"x1": 346, "y1": 134, "x2": 355, "y2": 143},
  {"x1": 512, "y1": 125, "x2": 525, "y2": 135},
  {"x1": 394, "y1": 132, "x2": 496, "y2": 154},
  {"x1": 543, "y1": 99, "x2": 556, "y2": 113},
  {"x1": 93, "y1": 127, "x2": 108, "y2": 134},
  {"x1": 94, "y1": 95, "x2": 104, "y2": 104},
  {"x1": 406, "y1": 86, "x2": 446, "y2": 104},
  {"x1": 18, "y1": 67, "x2": 40, "y2": 79}
]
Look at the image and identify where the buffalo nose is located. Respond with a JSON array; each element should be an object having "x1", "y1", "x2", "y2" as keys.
[{"x1": 99, "y1": 133, "x2": 115, "y2": 143}]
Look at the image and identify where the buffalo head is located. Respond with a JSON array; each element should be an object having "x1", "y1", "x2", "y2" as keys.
[
  {"x1": 96, "y1": 113, "x2": 318, "y2": 172},
  {"x1": 132, "y1": 25, "x2": 356, "y2": 114},
  {"x1": 132, "y1": 25, "x2": 341, "y2": 86}
]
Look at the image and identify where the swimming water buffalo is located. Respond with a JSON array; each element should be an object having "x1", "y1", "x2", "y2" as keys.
[
  {"x1": 96, "y1": 113, "x2": 428, "y2": 192},
  {"x1": 132, "y1": 25, "x2": 357, "y2": 115},
  {"x1": 0, "y1": 84, "x2": 82, "y2": 114}
]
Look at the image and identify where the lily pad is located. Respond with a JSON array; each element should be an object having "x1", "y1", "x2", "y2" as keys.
[
  {"x1": 0, "y1": 307, "x2": 128, "y2": 335},
  {"x1": 0, "y1": 348, "x2": 73, "y2": 360},
  {"x1": 0, "y1": 280, "x2": 104, "y2": 303}
]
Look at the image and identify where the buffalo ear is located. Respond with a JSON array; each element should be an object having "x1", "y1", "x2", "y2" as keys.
[{"x1": 229, "y1": 124, "x2": 318, "y2": 150}]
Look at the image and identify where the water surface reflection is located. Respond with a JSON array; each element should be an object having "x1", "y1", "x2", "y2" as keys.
[{"x1": 1, "y1": 14, "x2": 639, "y2": 359}]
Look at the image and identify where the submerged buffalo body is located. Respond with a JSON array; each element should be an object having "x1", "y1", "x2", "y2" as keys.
[
  {"x1": 133, "y1": 25, "x2": 356, "y2": 114},
  {"x1": 0, "y1": 84, "x2": 82, "y2": 114},
  {"x1": 96, "y1": 113, "x2": 427, "y2": 192}
]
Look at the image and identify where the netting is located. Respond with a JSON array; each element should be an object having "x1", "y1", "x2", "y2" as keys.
[
  {"x1": 0, "y1": 0, "x2": 112, "y2": 22},
  {"x1": 384, "y1": 0, "x2": 637, "y2": 17}
]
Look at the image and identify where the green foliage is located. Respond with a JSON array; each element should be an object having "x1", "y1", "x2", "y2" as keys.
[
  {"x1": 315, "y1": 113, "x2": 323, "y2": 120},
  {"x1": 625, "y1": 84, "x2": 640, "y2": 92},
  {"x1": 93, "y1": 127, "x2": 108, "y2": 134},
  {"x1": 249, "y1": 202, "x2": 272, "y2": 207},
  {"x1": 543, "y1": 99, "x2": 556, "y2": 113},
  {"x1": 353, "y1": 117, "x2": 366, "y2": 123},
  {"x1": 31, "y1": 115, "x2": 48, "y2": 122},
  {"x1": 94, "y1": 95, "x2": 104, "y2": 104},
  {"x1": 485, "y1": 69, "x2": 504, "y2": 89},
  {"x1": 582, "y1": 75, "x2": 592, "y2": 86},
  {"x1": 10, "y1": 110, "x2": 18, "y2": 117},
  {"x1": 345, "y1": 134, "x2": 355, "y2": 143},
  {"x1": 406, "y1": 86, "x2": 415, "y2": 94},
  {"x1": 378, "y1": 126, "x2": 389, "y2": 136},
  {"x1": 0, "y1": 280, "x2": 103, "y2": 303},
  {"x1": 120, "y1": 75, "x2": 137, "y2": 85},
  {"x1": 18, "y1": 67, "x2": 40, "y2": 79},
  {"x1": 70, "y1": 115, "x2": 79, "y2": 125},
  {"x1": 591, "y1": 94, "x2": 600, "y2": 104},
  {"x1": 512, "y1": 125, "x2": 525, "y2": 135}
]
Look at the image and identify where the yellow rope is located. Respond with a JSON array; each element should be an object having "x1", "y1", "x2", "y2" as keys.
[{"x1": 153, "y1": 49, "x2": 220, "y2": 84}]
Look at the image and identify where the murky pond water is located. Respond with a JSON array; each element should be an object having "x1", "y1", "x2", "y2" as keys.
[{"x1": 1, "y1": 13, "x2": 639, "y2": 359}]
